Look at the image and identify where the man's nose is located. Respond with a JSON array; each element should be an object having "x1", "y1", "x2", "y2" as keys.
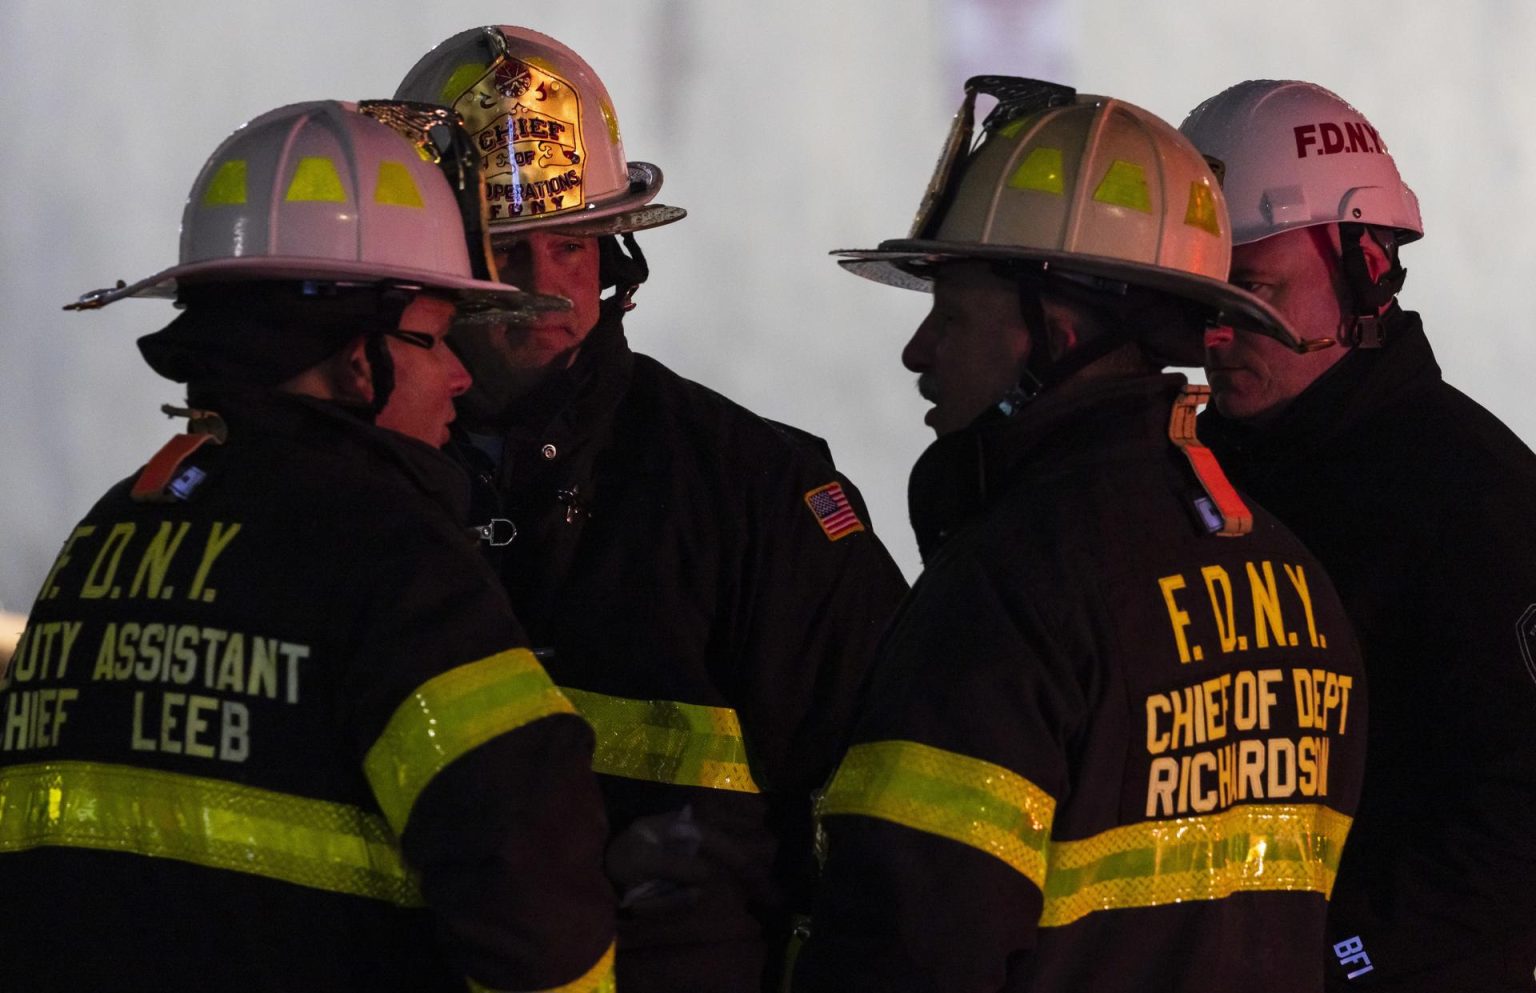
[
  {"x1": 1204, "y1": 326, "x2": 1235, "y2": 350},
  {"x1": 446, "y1": 348, "x2": 473, "y2": 397},
  {"x1": 902, "y1": 318, "x2": 937, "y2": 372}
]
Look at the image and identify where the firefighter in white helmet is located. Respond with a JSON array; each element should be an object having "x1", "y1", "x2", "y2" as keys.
[
  {"x1": 1183, "y1": 80, "x2": 1536, "y2": 991},
  {"x1": 392, "y1": 27, "x2": 910, "y2": 993},
  {"x1": 793, "y1": 77, "x2": 1367, "y2": 993},
  {"x1": 0, "y1": 101, "x2": 616, "y2": 993}
]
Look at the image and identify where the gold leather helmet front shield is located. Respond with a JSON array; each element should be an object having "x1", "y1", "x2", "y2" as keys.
[{"x1": 396, "y1": 25, "x2": 686, "y2": 236}]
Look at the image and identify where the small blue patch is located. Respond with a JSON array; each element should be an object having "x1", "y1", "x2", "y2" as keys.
[
  {"x1": 168, "y1": 466, "x2": 207, "y2": 501},
  {"x1": 1193, "y1": 496, "x2": 1224, "y2": 534}
]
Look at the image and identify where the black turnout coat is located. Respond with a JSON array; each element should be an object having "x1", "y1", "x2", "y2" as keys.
[
  {"x1": 457, "y1": 312, "x2": 910, "y2": 992},
  {"x1": 1202, "y1": 307, "x2": 1536, "y2": 991},
  {"x1": 796, "y1": 375, "x2": 1367, "y2": 993},
  {"x1": 0, "y1": 390, "x2": 614, "y2": 993}
]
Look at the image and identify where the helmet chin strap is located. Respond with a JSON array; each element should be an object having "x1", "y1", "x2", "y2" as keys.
[
  {"x1": 993, "y1": 270, "x2": 1136, "y2": 415},
  {"x1": 1337, "y1": 223, "x2": 1406, "y2": 349},
  {"x1": 599, "y1": 232, "x2": 650, "y2": 312},
  {"x1": 998, "y1": 331, "x2": 1134, "y2": 416}
]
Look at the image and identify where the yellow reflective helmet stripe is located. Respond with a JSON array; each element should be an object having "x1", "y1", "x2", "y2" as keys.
[
  {"x1": 1184, "y1": 177, "x2": 1222, "y2": 236},
  {"x1": 598, "y1": 100, "x2": 622, "y2": 147},
  {"x1": 440, "y1": 62, "x2": 490, "y2": 106},
  {"x1": 202, "y1": 159, "x2": 248, "y2": 206},
  {"x1": 820, "y1": 739, "x2": 1055, "y2": 889},
  {"x1": 374, "y1": 161, "x2": 425, "y2": 207},
  {"x1": 366, "y1": 648, "x2": 576, "y2": 834},
  {"x1": 1008, "y1": 146, "x2": 1066, "y2": 195},
  {"x1": 467, "y1": 941, "x2": 617, "y2": 993},
  {"x1": 0, "y1": 761, "x2": 422, "y2": 906},
  {"x1": 1039, "y1": 802, "x2": 1351, "y2": 927},
  {"x1": 285, "y1": 156, "x2": 348, "y2": 203},
  {"x1": 560, "y1": 687, "x2": 760, "y2": 793},
  {"x1": 1092, "y1": 159, "x2": 1153, "y2": 213},
  {"x1": 819, "y1": 739, "x2": 1351, "y2": 927}
]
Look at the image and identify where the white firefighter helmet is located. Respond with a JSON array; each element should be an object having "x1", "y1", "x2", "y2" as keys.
[
  {"x1": 1180, "y1": 79, "x2": 1423, "y2": 246},
  {"x1": 395, "y1": 25, "x2": 686, "y2": 237},
  {"x1": 837, "y1": 77, "x2": 1311, "y2": 352},
  {"x1": 67, "y1": 100, "x2": 562, "y2": 321}
]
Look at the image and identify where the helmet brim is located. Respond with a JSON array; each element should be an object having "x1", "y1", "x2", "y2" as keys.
[
  {"x1": 64, "y1": 256, "x2": 570, "y2": 323},
  {"x1": 486, "y1": 161, "x2": 686, "y2": 237},
  {"x1": 834, "y1": 239, "x2": 1314, "y2": 353}
]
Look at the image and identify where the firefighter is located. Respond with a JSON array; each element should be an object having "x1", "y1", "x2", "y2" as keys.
[
  {"x1": 390, "y1": 26, "x2": 910, "y2": 992},
  {"x1": 1183, "y1": 80, "x2": 1536, "y2": 991},
  {"x1": 0, "y1": 101, "x2": 615, "y2": 992},
  {"x1": 792, "y1": 78, "x2": 1368, "y2": 992}
]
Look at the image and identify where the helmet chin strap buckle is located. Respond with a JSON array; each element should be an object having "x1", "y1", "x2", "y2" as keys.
[
  {"x1": 995, "y1": 372, "x2": 1045, "y2": 418},
  {"x1": 1338, "y1": 222, "x2": 1403, "y2": 350},
  {"x1": 1342, "y1": 313, "x2": 1387, "y2": 349}
]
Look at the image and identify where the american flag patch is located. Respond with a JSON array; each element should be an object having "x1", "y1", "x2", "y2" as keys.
[{"x1": 804, "y1": 482, "x2": 865, "y2": 541}]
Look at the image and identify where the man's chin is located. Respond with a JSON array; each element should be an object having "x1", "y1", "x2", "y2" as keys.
[
  {"x1": 513, "y1": 325, "x2": 579, "y2": 356},
  {"x1": 926, "y1": 407, "x2": 971, "y2": 437},
  {"x1": 456, "y1": 367, "x2": 554, "y2": 425},
  {"x1": 1210, "y1": 385, "x2": 1275, "y2": 424}
]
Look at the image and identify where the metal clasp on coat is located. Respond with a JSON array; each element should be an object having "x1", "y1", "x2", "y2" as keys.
[
  {"x1": 556, "y1": 485, "x2": 590, "y2": 524},
  {"x1": 471, "y1": 518, "x2": 517, "y2": 546}
]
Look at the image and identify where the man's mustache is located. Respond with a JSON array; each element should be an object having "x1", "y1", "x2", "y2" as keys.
[{"x1": 916, "y1": 373, "x2": 940, "y2": 404}]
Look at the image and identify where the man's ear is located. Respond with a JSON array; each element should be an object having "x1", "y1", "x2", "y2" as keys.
[
  {"x1": 1356, "y1": 229, "x2": 1393, "y2": 285},
  {"x1": 1040, "y1": 296, "x2": 1081, "y2": 362},
  {"x1": 278, "y1": 334, "x2": 373, "y2": 404},
  {"x1": 335, "y1": 335, "x2": 375, "y2": 406}
]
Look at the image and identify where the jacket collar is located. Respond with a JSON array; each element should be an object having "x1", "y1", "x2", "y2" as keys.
[
  {"x1": 908, "y1": 373, "x2": 1189, "y2": 560},
  {"x1": 201, "y1": 388, "x2": 471, "y2": 520}
]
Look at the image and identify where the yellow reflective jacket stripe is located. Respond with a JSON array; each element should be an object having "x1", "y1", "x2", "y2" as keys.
[
  {"x1": 560, "y1": 687, "x2": 760, "y2": 793},
  {"x1": 1038, "y1": 802, "x2": 1351, "y2": 927},
  {"x1": 821, "y1": 739, "x2": 1352, "y2": 926},
  {"x1": 365, "y1": 648, "x2": 576, "y2": 834},
  {"x1": 820, "y1": 739, "x2": 1055, "y2": 889},
  {"x1": 0, "y1": 760, "x2": 422, "y2": 906},
  {"x1": 467, "y1": 940, "x2": 616, "y2": 993}
]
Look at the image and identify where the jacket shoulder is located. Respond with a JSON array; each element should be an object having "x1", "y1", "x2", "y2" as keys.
[
  {"x1": 628, "y1": 353, "x2": 839, "y2": 472},
  {"x1": 1340, "y1": 377, "x2": 1536, "y2": 514}
]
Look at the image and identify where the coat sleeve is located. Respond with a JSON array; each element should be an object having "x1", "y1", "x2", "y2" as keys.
[
  {"x1": 794, "y1": 552, "x2": 1082, "y2": 993},
  {"x1": 723, "y1": 445, "x2": 909, "y2": 970},
  {"x1": 732, "y1": 454, "x2": 910, "y2": 798},
  {"x1": 345, "y1": 528, "x2": 616, "y2": 992}
]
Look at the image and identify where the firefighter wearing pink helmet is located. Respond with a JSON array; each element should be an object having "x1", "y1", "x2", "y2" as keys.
[{"x1": 0, "y1": 101, "x2": 616, "y2": 993}]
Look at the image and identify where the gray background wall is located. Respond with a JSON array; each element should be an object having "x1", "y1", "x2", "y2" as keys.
[{"x1": 3, "y1": 1, "x2": 1532, "y2": 619}]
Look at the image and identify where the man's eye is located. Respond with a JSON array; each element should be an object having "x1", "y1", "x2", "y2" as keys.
[{"x1": 387, "y1": 330, "x2": 436, "y2": 350}]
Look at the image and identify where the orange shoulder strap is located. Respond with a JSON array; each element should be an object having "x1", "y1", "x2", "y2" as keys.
[
  {"x1": 1169, "y1": 385, "x2": 1252, "y2": 537},
  {"x1": 130, "y1": 433, "x2": 219, "y2": 503}
]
